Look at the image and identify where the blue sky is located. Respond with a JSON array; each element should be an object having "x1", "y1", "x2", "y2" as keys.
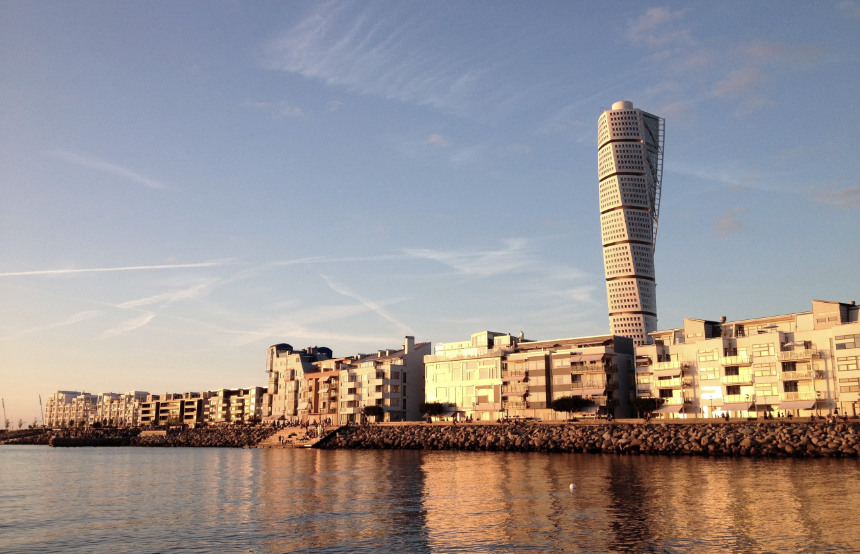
[{"x1": 2, "y1": 1, "x2": 858, "y2": 424}]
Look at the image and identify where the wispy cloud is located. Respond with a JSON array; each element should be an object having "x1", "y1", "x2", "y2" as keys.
[
  {"x1": 51, "y1": 150, "x2": 169, "y2": 190},
  {"x1": 714, "y1": 207, "x2": 747, "y2": 237},
  {"x1": 0, "y1": 261, "x2": 225, "y2": 278},
  {"x1": 116, "y1": 279, "x2": 219, "y2": 309},
  {"x1": 806, "y1": 184, "x2": 860, "y2": 209},
  {"x1": 425, "y1": 134, "x2": 449, "y2": 147},
  {"x1": 262, "y1": 2, "x2": 492, "y2": 115},
  {"x1": 404, "y1": 238, "x2": 531, "y2": 277},
  {"x1": 100, "y1": 312, "x2": 156, "y2": 339},
  {"x1": 626, "y1": 7, "x2": 691, "y2": 49},
  {"x1": 243, "y1": 99, "x2": 304, "y2": 118},
  {"x1": 1, "y1": 310, "x2": 102, "y2": 341},
  {"x1": 320, "y1": 275, "x2": 413, "y2": 334}
]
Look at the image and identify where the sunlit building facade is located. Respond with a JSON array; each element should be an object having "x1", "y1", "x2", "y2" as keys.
[
  {"x1": 424, "y1": 331, "x2": 634, "y2": 420},
  {"x1": 636, "y1": 299, "x2": 860, "y2": 418},
  {"x1": 598, "y1": 100, "x2": 664, "y2": 346},
  {"x1": 263, "y1": 337, "x2": 430, "y2": 424},
  {"x1": 139, "y1": 391, "x2": 210, "y2": 427},
  {"x1": 208, "y1": 387, "x2": 266, "y2": 425}
]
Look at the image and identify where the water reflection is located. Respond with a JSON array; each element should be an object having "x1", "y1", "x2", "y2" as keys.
[{"x1": 2, "y1": 447, "x2": 859, "y2": 552}]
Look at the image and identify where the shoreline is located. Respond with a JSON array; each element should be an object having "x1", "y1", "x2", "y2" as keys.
[{"x1": 2, "y1": 421, "x2": 858, "y2": 458}]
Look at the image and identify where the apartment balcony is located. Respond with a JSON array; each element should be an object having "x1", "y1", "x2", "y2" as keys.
[
  {"x1": 781, "y1": 369, "x2": 820, "y2": 380},
  {"x1": 719, "y1": 354, "x2": 751, "y2": 366},
  {"x1": 780, "y1": 392, "x2": 817, "y2": 402},
  {"x1": 652, "y1": 360, "x2": 683, "y2": 371},
  {"x1": 569, "y1": 365, "x2": 612, "y2": 376},
  {"x1": 661, "y1": 396, "x2": 691, "y2": 406},
  {"x1": 655, "y1": 377, "x2": 684, "y2": 388},
  {"x1": 721, "y1": 373, "x2": 754, "y2": 385},
  {"x1": 778, "y1": 349, "x2": 820, "y2": 362},
  {"x1": 504, "y1": 401, "x2": 528, "y2": 410}
]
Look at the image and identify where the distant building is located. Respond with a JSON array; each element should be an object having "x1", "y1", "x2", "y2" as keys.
[
  {"x1": 208, "y1": 387, "x2": 266, "y2": 425},
  {"x1": 44, "y1": 391, "x2": 95, "y2": 427},
  {"x1": 93, "y1": 391, "x2": 149, "y2": 427},
  {"x1": 263, "y1": 337, "x2": 430, "y2": 424},
  {"x1": 140, "y1": 392, "x2": 210, "y2": 427},
  {"x1": 262, "y1": 344, "x2": 333, "y2": 422},
  {"x1": 597, "y1": 100, "x2": 664, "y2": 346},
  {"x1": 424, "y1": 331, "x2": 634, "y2": 420},
  {"x1": 636, "y1": 299, "x2": 860, "y2": 418}
]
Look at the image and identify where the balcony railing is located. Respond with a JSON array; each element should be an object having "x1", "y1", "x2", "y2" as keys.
[
  {"x1": 721, "y1": 373, "x2": 754, "y2": 385},
  {"x1": 778, "y1": 349, "x2": 821, "y2": 361},
  {"x1": 655, "y1": 377, "x2": 684, "y2": 388},
  {"x1": 719, "y1": 354, "x2": 751, "y2": 365},
  {"x1": 781, "y1": 369, "x2": 819, "y2": 380},
  {"x1": 780, "y1": 392, "x2": 817, "y2": 401},
  {"x1": 652, "y1": 360, "x2": 683, "y2": 371}
]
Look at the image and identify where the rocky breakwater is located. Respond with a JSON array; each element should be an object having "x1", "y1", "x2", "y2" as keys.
[
  {"x1": 130, "y1": 426, "x2": 276, "y2": 448},
  {"x1": 319, "y1": 422, "x2": 860, "y2": 458}
]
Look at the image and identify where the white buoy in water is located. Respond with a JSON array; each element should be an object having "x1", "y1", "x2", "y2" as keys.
[{"x1": 569, "y1": 483, "x2": 577, "y2": 491}]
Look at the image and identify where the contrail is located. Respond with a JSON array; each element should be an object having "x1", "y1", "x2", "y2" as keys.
[{"x1": 0, "y1": 261, "x2": 223, "y2": 278}]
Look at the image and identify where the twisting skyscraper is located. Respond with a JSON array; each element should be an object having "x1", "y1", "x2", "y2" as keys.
[{"x1": 597, "y1": 100, "x2": 664, "y2": 346}]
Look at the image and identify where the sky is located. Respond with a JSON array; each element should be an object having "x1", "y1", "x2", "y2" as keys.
[{"x1": 1, "y1": 1, "x2": 858, "y2": 425}]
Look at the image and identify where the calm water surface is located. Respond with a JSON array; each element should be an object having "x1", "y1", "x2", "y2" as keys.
[{"x1": 1, "y1": 446, "x2": 858, "y2": 552}]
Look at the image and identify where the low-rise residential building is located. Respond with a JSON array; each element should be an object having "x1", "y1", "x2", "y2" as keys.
[
  {"x1": 263, "y1": 337, "x2": 430, "y2": 424},
  {"x1": 636, "y1": 299, "x2": 860, "y2": 418},
  {"x1": 44, "y1": 391, "x2": 97, "y2": 428},
  {"x1": 140, "y1": 392, "x2": 210, "y2": 427},
  {"x1": 262, "y1": 344, "x2": 334, "y2": 422},
  {"x1": 424, "y1": 331, "x2": 634, "y2": 421},
  {"x1": 208, "y1": 387, "x2": 266, "y2": 425},
  {"x1": 93, "y1": 391, "x2": 149, "y2": 427}
]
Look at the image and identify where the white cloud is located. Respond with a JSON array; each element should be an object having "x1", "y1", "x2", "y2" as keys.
[
  {"x1": 116, "y1": 279, "x2": 218, "y2": 309},
  {"x1": 320, "y1": 275, "x2": 413, "y2": 334},
  {"x1": 0, "y1": 261, "x2": 225, "y2": 278},
  {"x1": 100, "y1": 313, "x2": 157, "y2": 339},
  {"x1": 404, "y1": 238, "x2": 531, "y2": 277},
  {"x1": 262, "y1": 3, "x2": 491, "y2": 115},
  {"x1": 51, "y1": 150, "x2": 169, "y2": 190},
  {"x1": 0, "y1": 311, "x2": 102, "y2": 341},
  {"x1": 626, "y1": 7, "x2": 691, "y2": 48}
]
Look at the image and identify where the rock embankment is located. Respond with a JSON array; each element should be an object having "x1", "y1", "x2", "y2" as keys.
[
  {"x1": 130, "y1": 426, "x2": 276, "y2": 447},
  {"x1": 320, "y1": 422, "x2": 860, "y2": 458},
  {"x1": 2, "y1": 426, "x2": 276, "y2": 448}
]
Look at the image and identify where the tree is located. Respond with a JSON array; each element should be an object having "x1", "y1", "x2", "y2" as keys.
[
  {"x1": 551, "y1": 396, "x2": 595, "y2": 419},
  {"x1": 363, "y1": 405, "x2": 384, "y2": 421},
  {"x1": 629, "y1": 397, "x2": 664, "y2": 417},
  {"x1": 419, "y1": 402, "x2": 445, "y2": 419}
]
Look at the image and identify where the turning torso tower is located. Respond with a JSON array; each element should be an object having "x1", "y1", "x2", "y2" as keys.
[{"x1": 597, "y1": 100, "x2": 665, "y2": 346}]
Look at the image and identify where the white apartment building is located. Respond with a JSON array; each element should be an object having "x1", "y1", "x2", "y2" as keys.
[
  {"x1": 597, "y1": 100, "x2": 664, "y2": 346},
  {"x1": 264, "y1": 337, "x2": 430, "y2": 424},
  {"x1": 636, "y1": 299, "x2": 860, "y2": 418},
  {"x1": 262, "y1": 344, "x2": 333, "y2": 421},
  {"x1": 424, "y1": 331, "x2": 635, "y2": 420},
  {"x1": 92, "y1": 391, "x2": 149, "y2": 427},
  {"x1": 44, "y1": 391, "x2": 96, "y2": 427},
  {"x1": 140, "y1": 392, "x2": 210, "y2": 427},
  {"x1": 208, "y1": 387, "x2": 266, "y2": 425}
]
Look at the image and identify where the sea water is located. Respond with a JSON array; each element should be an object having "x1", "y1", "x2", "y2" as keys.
[{"x1": 1, "y1": 446, "x2": 858, "y2": 552}]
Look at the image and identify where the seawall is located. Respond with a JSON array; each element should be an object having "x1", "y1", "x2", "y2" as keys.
[{"x1": 318, "y1": 421, "x2": 860, "y2": 458}]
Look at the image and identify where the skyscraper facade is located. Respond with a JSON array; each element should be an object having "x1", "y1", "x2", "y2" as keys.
[{"x1": 597, "y1": 100, "x2": 665, "y2": 346}]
